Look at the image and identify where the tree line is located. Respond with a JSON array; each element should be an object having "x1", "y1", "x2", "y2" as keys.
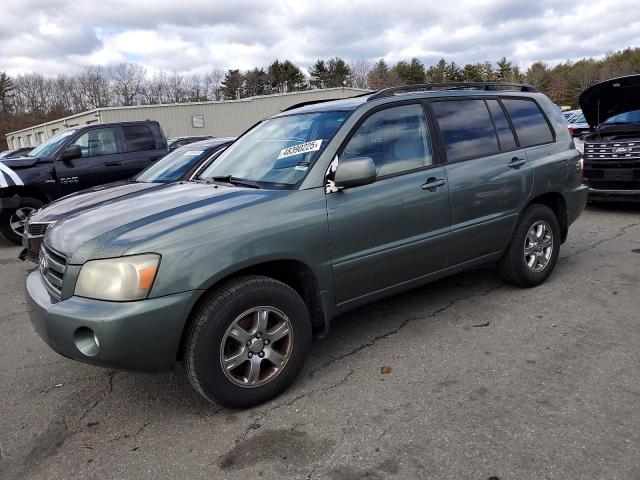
[{"x1": 2, "y1": 47, "x2": 640, "y2": 149}]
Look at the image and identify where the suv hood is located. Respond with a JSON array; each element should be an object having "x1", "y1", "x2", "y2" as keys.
[
  {"x1": 30, "y1": 181, "x2": 161, "y2": 223},
  {"x1": 579, "y1": 75, "x2": 640, "y2": 127},
  {"x1": 0, "y1": 156, "x2": 40, "y2": 168},
  {"x1": 46, "y1": 182, "x2": 286, "y2": 262}
]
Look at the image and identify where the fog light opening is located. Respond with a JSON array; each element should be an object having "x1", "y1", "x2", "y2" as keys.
[{"x1": 73, "y1": 327, "x2": 100, "y2": 357}]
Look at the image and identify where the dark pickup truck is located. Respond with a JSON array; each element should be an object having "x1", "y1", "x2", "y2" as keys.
[{"x1": 0, "y1": 120, "x2": 167, "y2": 243}]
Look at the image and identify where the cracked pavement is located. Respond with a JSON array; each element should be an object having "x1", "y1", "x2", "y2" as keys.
[{"x1": 1, "y1": 204, "x2": 639, "y2": 479}]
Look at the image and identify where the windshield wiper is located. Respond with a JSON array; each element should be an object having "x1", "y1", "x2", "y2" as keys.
[{"x1": 210, "y1": 175, "x2": 261, "y2": 189}]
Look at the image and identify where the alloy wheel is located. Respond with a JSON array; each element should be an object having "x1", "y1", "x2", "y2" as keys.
[
  {"x1": 219, "y1": 306, "x2": 294, "y2": 387},
  {"x1": 523, "y1": 220, "x2": 553, "y2": 272},
  {"x1": 9, "y1": 207, "x2": 35, "y2": 237}
]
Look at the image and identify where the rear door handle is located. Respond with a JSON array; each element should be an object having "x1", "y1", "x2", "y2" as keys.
[
  {"x1": 508, "y1": 157, "x2": 526, "y2": 168},
  {"x1": 421, "y1": 178, "x2": 446, "y2": 190},
  {"x1": 105, "y1": 161, "x2": 123, "y2": 166}
]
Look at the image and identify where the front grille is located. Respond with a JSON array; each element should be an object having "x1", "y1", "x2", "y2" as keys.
[
  {"x1": 27, "y1": 222, "x2": 53, "y2": 237},
  {"x1": 584, "y1": 140, "x2": 640, "y2": 191},
  {"x1": 584, "y1": 141, "x2": 640, "y2": 162},
  {"x1": 39, "y1": 243, "x2": 67, "y2": 300}
]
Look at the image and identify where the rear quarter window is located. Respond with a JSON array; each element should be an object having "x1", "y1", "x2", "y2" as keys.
[
  {"x1": 502, "y1": 99, "x2": 554, "y2": 148},
  {"x1": 432, "y1": 99, "x2": 499, "y2": 162},
  {"x1": 122, "y1": 125, "x2": 156, "y2": 152}
]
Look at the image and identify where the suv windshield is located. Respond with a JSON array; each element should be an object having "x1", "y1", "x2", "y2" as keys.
[
  {"x1": 201, "y1": 111, "x2": 349, "y2": 188},
  {"x1": 28, "y1": 129, "x2": 77, "y2": 158},
  {"x1": 603, "y1": 109, "x2": 640, "y2": 125},
  {"x1": 136, "y1": 146, "x2": 214, "y2": 183}
]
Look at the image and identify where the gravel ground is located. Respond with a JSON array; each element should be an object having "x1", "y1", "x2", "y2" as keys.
[{"x1": 0, "y1": 204, "x2": 639, "y2": 480}]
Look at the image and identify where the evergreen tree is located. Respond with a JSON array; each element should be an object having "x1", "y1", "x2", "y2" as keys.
[
  {"x1": 309, "y1": 60, "x2": 329, "y2": 88},
  {"x1": 243, "y1": 68, "x2": 268, "y2": 97},
  {"x1": 427, "y1": 58, "x2": 447, "y2": 82},
  {"x1": 221, "y1": 69, "x2": 243, "y2": 99},
  {"x1": 394, "y1": 58, "x2": 426, "y2": 84},
  {"x1": 367, "y1": 59, "x2": 399, "y2": 89},
  {"x1": 462, "y1": 63, "x2": 484, "y2": 82},
  {"x1": 326, "y1": 57, "x2": 352, "y2": 87},
  {"x1": 0, "y1": 72, "x2": 15, "y2": 114},
  {"x1": 496, "y1": 57, "x2": 513, "y2": 81}
]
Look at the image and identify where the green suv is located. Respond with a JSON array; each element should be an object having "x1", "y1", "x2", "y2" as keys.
[{"x1": 25, "y1": 83, "x2": 588, "y2": 408}]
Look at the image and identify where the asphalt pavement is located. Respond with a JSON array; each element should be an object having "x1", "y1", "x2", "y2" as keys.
[{"x1": 0, "y1": 204, "x2": 639, "y2": 479}]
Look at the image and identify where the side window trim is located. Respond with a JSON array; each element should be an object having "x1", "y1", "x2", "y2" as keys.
[
  {"x1": 485, "y1": 99, "x2": 520, "y2": 153},
  {"x1": 483, "y1": 99, "x2": 503, "y2": 152},
  {"x1": 335, "y1": 100, "x2": 439, "y2": 182},
  {"x1": 496, "y1": 99, "x2": 521, "y2": 148}
]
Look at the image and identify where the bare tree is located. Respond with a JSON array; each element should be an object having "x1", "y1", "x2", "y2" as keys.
[
  {"x1": 167, "y1": 73, "x2": 187, "y2": 103},
  {"x1": 349, "y1": 59, "x2": 372, "y2": 89},
  {"x1": 79, "y1": 66, "x2": 111, "y2": 108},
  {"x1": 204, "y1": 68, "x2": 225, "y2": 100},
  {"x1": 146, "y1": 70, "x2": 169, "y2": 104},
  {"x1": 110, "y1": 62, "x2": 147, "y2": 106}
]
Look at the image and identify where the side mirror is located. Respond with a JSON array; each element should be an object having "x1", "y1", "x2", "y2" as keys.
[
  {"x1": 333, "y1": 157, "x2": 376, "y2": 189},
  {"x1": 60, "y1": 145, "x2": 82, "y2": 161}
]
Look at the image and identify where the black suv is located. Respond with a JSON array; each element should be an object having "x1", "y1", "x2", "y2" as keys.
[
  {"x1": 578, "y1": 75, "x2": 640, "y2": 201},
  {"x1": 0, "y1": 120, "x2": 167, "y2": 243}
]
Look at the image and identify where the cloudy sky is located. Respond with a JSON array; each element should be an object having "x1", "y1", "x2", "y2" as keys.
[{"x1": 2, "y1": 0, "x2": 639, "y2": 77}]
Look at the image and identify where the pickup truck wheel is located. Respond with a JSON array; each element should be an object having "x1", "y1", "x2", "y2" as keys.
[
  {"x1": 0, "y1": 197, "x2": 43, "y2": 245},
  {"x1": 184, "y1": 275, "x2": 311, "y2": 408},
  {"x1": 497, "y1": 204, "x2": 560, "y2": 287}
]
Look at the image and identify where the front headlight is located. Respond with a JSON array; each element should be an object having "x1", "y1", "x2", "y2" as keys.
[{"x1": 74, "y1": 254, "x2": 161, "y2": 301}]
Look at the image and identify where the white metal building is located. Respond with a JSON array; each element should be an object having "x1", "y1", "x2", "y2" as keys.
[{"x1": 5, "y1": 87, "x2": 369, "y2": 149}]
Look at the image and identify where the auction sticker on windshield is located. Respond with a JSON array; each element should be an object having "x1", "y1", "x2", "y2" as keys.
[{"x1": 277, "y1": 140, "x2": 322, "y2": 159}]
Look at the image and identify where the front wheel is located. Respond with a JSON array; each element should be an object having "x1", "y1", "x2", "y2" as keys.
[
  {"x1": 184, "y1": 275, "x2": 312, "y2": 408},
  {"x1": 0, "y1": 197, "x2": 43, "y2": 245},
  {"x1": 497, "y1": 204, "x2": 561, "y2": 287}
]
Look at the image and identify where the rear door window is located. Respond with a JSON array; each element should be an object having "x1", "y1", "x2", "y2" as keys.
[
  {"x1": 122, "y1": 125, "x2": 156, "y2": 152},
  {"x1": 501, "y1": 99, "x2": 554, "y2": 147},
  {"x1": 486, "y1": 100, "x2": 517, "y2": 151},
  {"x1": 431, "y1": 99, "x2": 499, "y2": 162}
]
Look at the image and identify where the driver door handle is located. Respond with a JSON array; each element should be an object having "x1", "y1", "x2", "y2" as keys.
[
  {"x1": 421, "y1": 178, "x2": 446, "y2": 190},
  {"x1": 105, "y1": 161, "x2": 123, "y2": 167},
  {"x1": 508, "y1": 157, "x2": 526, "y2": 168}
]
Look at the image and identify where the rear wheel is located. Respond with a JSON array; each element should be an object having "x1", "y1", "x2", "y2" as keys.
[
  {"x1": 0, "y1": 197, "x2": 43, "y2": 244},
  {"x1": 497, "y1": 204, "x2": 561, "y2": 287},
  {"x1": 184, "y1": 275, "x2": 311, "y2": 408}
]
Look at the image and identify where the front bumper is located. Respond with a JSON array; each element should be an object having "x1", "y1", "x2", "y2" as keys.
[
  {"x1": 25, "y1": 270, "x2": 201, "y2": 372},
  {"x1": 587, "y1": 187, "x2": 640, "y2": 202}
]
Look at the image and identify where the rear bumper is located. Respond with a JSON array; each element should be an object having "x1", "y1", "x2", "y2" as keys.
[
  {"x1": 565, "y1": 185, "x2": 589, "y2": 227},
  {"x1": 26, "y1": 269, "x2": 201, "y2": 372}
]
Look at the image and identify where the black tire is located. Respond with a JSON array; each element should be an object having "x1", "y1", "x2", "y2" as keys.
[
  {"x1": 497, "y1": 204, "x2": 561, "y2": 287},
  {"x1": 184, "y1": 275, "x2": 312, "y2": 408},
  {"x1": 0, "y1": 196, "x2": 43, "y2": 245}
]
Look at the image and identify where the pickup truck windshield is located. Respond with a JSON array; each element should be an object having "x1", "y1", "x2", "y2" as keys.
[
  {"x1": 136, "y1": 147, "x2": 211, "y2": 183},
  {"x1": 28, "y1": 129, "x2": 77, "y2": 158},
  {"x1": 201, "y1": 111, "x2": 349, "y2": 188}
]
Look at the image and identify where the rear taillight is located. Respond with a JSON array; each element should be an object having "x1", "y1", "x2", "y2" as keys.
[{"x1": 568, "y1": 126, "x2": 574, "y2": 136}]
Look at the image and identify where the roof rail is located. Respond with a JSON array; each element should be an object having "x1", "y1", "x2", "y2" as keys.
[
  {"x1": 280, "y1": 90, "x2": 373, "y2": 112},
  {"x1": 368, "y1": 82, "x2": 538, "y2": 101},
  {"x1": 280, "y1": 98, "x2": 341, "y2": 112}
]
